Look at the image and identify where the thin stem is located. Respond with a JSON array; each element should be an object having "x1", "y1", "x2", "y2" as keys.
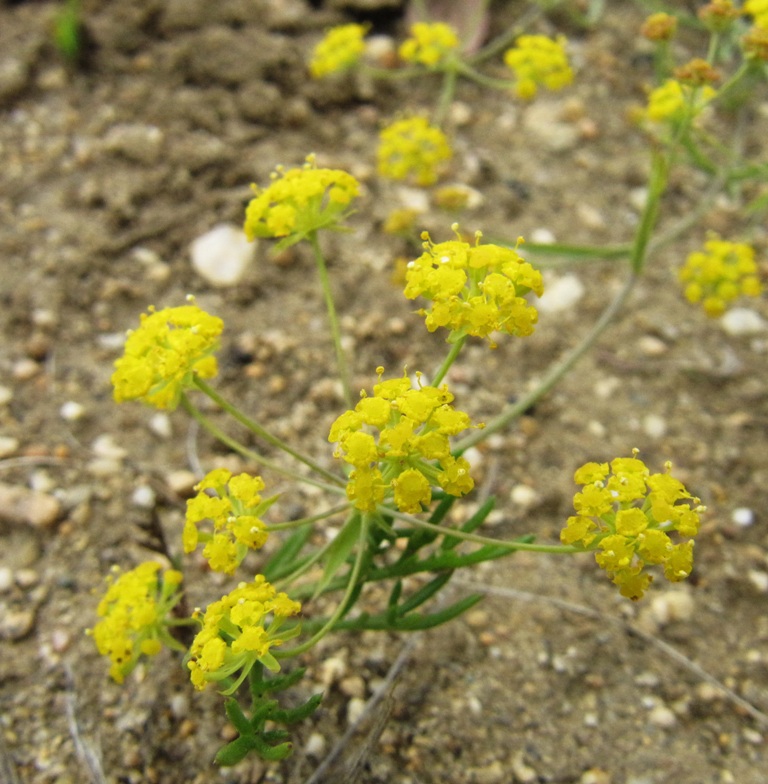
[
  {"x1": 309, "y1": 231, "x2": 353, "y2": 409},
  {"x1": 387, "y1": 506, "x2": 580, "y2": 554},
  {"x1": 266, "y1": 503, "x2": 349, "y2": 532},
  {"x1": 276, "y1": 514, "x2": 370, "y2": 657},
  {"x1": 431, "y1": 335, "x2": 466, "y2": 386},
  {"x1": 630, "y1": 149, "x2": 668, "y2": 274},
  {"x1": 433, "y1": 65, "x2": 458, "y2": 127},
  {"x1": 181, "y1": 393, "x2": 344, "y2": 495},
  {"x1": 454, "y1": 271, "x2": 639, "y2": 452},
  {"x1": 454, "y1": 59, "x2": 513, "y2": 91},
  {"x1": 192, "y1": 377, "x2": 342, "y2": 486}
]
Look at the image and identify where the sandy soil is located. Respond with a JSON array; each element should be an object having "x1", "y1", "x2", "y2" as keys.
[{"x1": 1, "y1": 1, "x2": 767, "y2": 783}]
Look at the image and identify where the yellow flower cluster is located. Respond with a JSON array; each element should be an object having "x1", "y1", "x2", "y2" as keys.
[
  {"x1": 399, "y1": 22, "x2": 460, "y2": 67},
  {"x1": 404, "y1": 229, "x2": 544, "y2": 345},
  {"x1": 111, "y1": 301, "x2": 223, "y2": 410},
  {"x1": 561, "y1": 454, "x2": 704, "y2": 600},
  {"x1": 699, "y1": 1, "x2": 740, "y2": 31},
  {"x1": 244, "y1": 155, "x2": 360, "y2": 245},
  {"x1": 309, "y1": 23, "x2": 368, "y2": 78},
  {"x1": 745, "y1": 0, "x2": 768, "y2": 28},
  {"x1": 188, "y1": 575, "x2": 301, "y2": 692},
  {"x1": 183, "y1": 469, "x2": 273, "y2": 575},
  {"x1": 641, "y1": 12, "x2": 677, "y2": 42},
  {"x1": 329, "y1": 368, "x2": 476, "y2": 514},
  {"x1": 88, "y1": 562, "x2": 183, "y2": 683},
  {"x1": 503, "y1": 35, "x2": 573, "y2": 100},
  {"x1": 644, "y1": 79, "x2": 717, "y2": 124},
  {"x1": 377, "y1": 117, "x2": 452, "y2": 186},
  {"x1": 679, "y1": 235, "x2": 762, "y2": 317}
]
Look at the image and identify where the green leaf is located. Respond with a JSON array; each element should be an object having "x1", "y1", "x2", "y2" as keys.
[
  {"x1": 312, "y1": 513, "x2": 362, "y2": 599},
  {"x1": 262, "y1": 524, "x2": 313, "y2": 582},
  {"x1": 271, "y1": 692, "x2": 323, "y2": 724},
  {"x1": 223, "y1": 699, "x2": 252, "y2": 735},
  {"x1": 397, "y1": 571, "x2": 452, "y2": 615},
  {"x1": 214, "y1": 736, "x2": 255, "y2": 767}
]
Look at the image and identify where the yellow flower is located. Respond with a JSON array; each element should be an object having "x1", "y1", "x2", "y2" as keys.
[
  {"x1": 644, "y1": 79, "x2": 717, "y2": 124},
  {"x1": 679, "y1": 234, "x2": 762, "y2": 317},
  {"x1": 111, "y1": 300, "x2": 223, "y2": 410},
  {"x1": 503, "y1": 35, "x2": 573, "y2": 100},
  {"x1": 184, "y1": 468, "x2": 272, "y2": 575},
  {"x1": 329, "y1": 368, "x2": 478, "y2": 514},
  {"x1": 187, "y1": 575, "x2": 301, "y2": 693},
  {"x1": 399, "y1": 22, "x2": 459, "y2": 68},
  {"x1": 244, "y1": 154, "x2": 360, "y2": 247},
  {"x1": 699, "y1": 1, "x2": 740, "y2": 32},
  {"x1": 744, "y1": 0, "x2": 768, "y2": 29},
  {"x1": 309, "y1": 23, "x2": 368, "y2": 78},
  {"x1": 561, "y1": 451, "x2": 704, "y2": 600},
  {"x1": 641, "y1": 13, "x2": 677, "y2": 41},
  {"x1": 377, "y1": 117, "x2": 452, "y2": 186},
  {"x1": 88, "y1": 562, "x2": 184, "y2": 684},
  {"x1": 404, "y1": 228, "x2": 543, "y2": 345}
]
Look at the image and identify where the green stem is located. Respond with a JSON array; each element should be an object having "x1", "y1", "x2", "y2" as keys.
[
  {"x1": 266, "y1": 504, "x2": 349, "y2": 532},
  {"x1": 387, "y1": 506, "x2": 579, "y2": 554},
  {"x1": 432, "y1": 335, "x2": 466, "y2": 387},
  {"x1": 181, "y1": 393, "x2": 344, "y2": 495},
  {"x1": 275, "y1": 514, "x2": 370, "y2": 657},
  {"x1": 454, "y1": 270, "x2": 639, "y2": 452},
  {"x1": 629, "y1": 149, "x2": 668, "y2": 274},
  {"x1": 309, "y1": 231, "x2": 353, "y2": 409},
  {"x1": 453, "y1": 60, "x2": 512, "y2": 91},
  {"x1": 192, "y1": 377, "x2": 343, "y2": 486},
  {"x1": 433, "y1": 65, "x2": 458, "y2": 128}
]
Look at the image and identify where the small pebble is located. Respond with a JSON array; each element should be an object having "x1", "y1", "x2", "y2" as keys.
[
  {"x1": 165, "y1": 470, "x2": 197, "y2": 497},
  {"x1": 648, "y1": 590, "x2": 694, "y2": 625},
  {"x1": 472, "y1": 760, "x2": 505, "y2": 784},
  {"x1": 747, "y1": 570, "x2": 768, "y2": 594},
  {"x1": 529, "y1": 227, "x2": 556, "y2": 245},
  {"x1": 537, "y1": 274, "x2": 585, "y2": 314},
  {"x1": 642, "y1": 413, "x2": 667, "y2": 439},
  {"x1": 339, "y1": 675, "x2": 366, "y2": 699},
  {"x1": 0, "y1": 567, "x2": 13, "y2": 593},
  {"x1": 304, "y1": 732, "x2": 326, "y2": 759},
  {"x1": 0, "y1": 436, "x2": 19, "y2": 458},
  {"x1": 0, "y1": 482, "x2": 62, "y2": 528},
  {"x1": 15, "y1": 568, "x2": 39, "y2": 588},
  {"x1": 148, "y1": 412, "x2": 173, "y2": 439},
  {"x1": 637, "y1": 335, "x2": 668, "y2": 356},
  {"x1": 60, "y1": 401, "x2": 86, "y2": 421},
  {"x1": 91, "y1": 434, "x2": 128, "y2": 461},
  {"x1": 346, "y1": 697, "x2": 366, "y2": 726},
  {"x1": 131, "y1": 485, "x2": 156, "y2": 509},
  {"x1": 731, "y1": 507, "x2": 754, "y2": 527},
  {"x1": 0, "y1": 608, "x2": 36, "y2": 641},
  {"x1": 509, "y1": 484, "x2": 540, "y2": 509},
  {"x1": 50, "y1": 628, "x2": 72, "y2": 653},
  {"x1": 648, "y1": 703, "x2": 676, "y2": 728},
  {"x1": 581, "y1": 770, "x2": 611, "y2": 784},
  {"x1": 0, "y1": 385, "x2": 12, "y2": 406},
  {"x1": 720, "y1": 308, "x2": 767, "y2": 337},
  {"x1": 13, "y1": 358, "x2": 40, "y2": 380},
  {"x1": 190, "y1": 224, "x2": 255, "y2": 286},
  {"x1": 511, "y1": 751, "x2": 538, "y2": 783}
]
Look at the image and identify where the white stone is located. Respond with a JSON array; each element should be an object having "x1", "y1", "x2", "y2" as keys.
[
  {"x1": 537, "y1": 273, "x2": 585, "y2": 314},
  {"x1": 304, "y1": 732, "x2": 326, "y2": 759},
  {"x1": 720, "y1": 308, "x2": 767, "y2": 336},
  {"x1": 0, "y1": 436, "x2": 19, "y2": 458},
  {"x1": 91, "y1": 434, "x2": 128, "y2": 461},
  {"x1": 60, "y1": 401, "x2": 86, "y2": 421},
  {"x1": 510, "y1": 484, "x2": 539, "y2": 509},
  {"x1": 0, "y1": 386, "x2": 12, "y2": 406},
  {"x1": 148, "y1": 412, "x2": 173, "y2": 439},
  {"x1": 648, "y1": 703, "x2": 677, "y2": 728},
  {"x1": 131, "y1": 485, "x2": 156, "y2": 509},
  {"x1": 747, "y1": 570, "x2": 768, "y2": 594},
  {"x1": 642, "y1": 413, "x2": 667, "y2": 439},
  {"x1": 529, "y1": 227, "x2": 556, "y2": 245},
  {"x1": 648, "y1": 590, "x2": 694, "y2": 626},
  {"x1": 731, "y1": 507, "x2": 754, "y2": 527},
  {"x1": 190, "y1": 223, "x2": 254, "y2": 287},
  {"x1": 395, "y1": 186, "x2": 429, "y2": 213}
]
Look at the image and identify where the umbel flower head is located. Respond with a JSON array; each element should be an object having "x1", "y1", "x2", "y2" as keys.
[
  {"x1": 187, "y1": 575, "x2": 301, "y2": 694},
  {"x1": 679, "y1": 234, "x2": 762, "y2": 317},
  {"x1": 399, "y1": 22, "x2": 460, "y2": 68},
  {"x1": 111, "y1": 298, "x2": 223, "y2": 410},
  {"x1": 377, "y1": 116, "x2": 452, "y2": 186},
  {"x1": 309, "y1": 23, "x2": 368, "y2": 78},
  {"x1": 329, "y1": 368, "x2": 478, "y2": 514},
  {"x1": 561, "y1": 451, "x2": 704, "y2": 600},
  {"x1": 184, "y1": 468, "x2": 276, "y2": 575},
  {"x1": 744, "y1": 0, "x2": 768, "y2": 29},
  {"x1": 404, "y1": 227, "x2": 544, "y2": 346},
  {"x1": 503, "y1": 35, "x2": 573, "y2": 100},
  {"x1": 88, "y1": 562, "x2": 184, "y2": 684},
  {"x1": 244, "y1": 154, "x2": 360, "y2": 248},
  {"x1": 640, "y1": 12, "x2": 678, "y2": 42},
  {"x1": 643, "y1": 78, "x2": 717, "y2": 125}
]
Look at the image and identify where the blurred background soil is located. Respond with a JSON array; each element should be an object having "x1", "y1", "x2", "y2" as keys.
[{"x1": 1, "y1": 1, "x2": 767, "y2": 782}]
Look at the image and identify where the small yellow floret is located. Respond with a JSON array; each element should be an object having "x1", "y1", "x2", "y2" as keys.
[
  {"x1": 399, "y1": 22, "x2": 459, "y2": 68},
  {"x1": 309, "y1": 24, "x2": 368, "y2": 78},
  {"x1": 504, "y1": 35, "x2": 573, "y2": 100},
  {"x1": 377, "y1": 117, "x2": 452, "y2": 186},
  {"x1": 744, "y1": 0, "x2": 768, "y2": 29}
]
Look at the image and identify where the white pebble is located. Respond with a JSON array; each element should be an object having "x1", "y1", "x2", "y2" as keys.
[
  {"x1": 190, "y1": 223, "x2": 254, "y2": 287},
  {"x1": 91, "y1": 434, "x2": 128, "y2": 460},
  {"x1": 346, "y1": 697, "x2": 366, "y2": 726},
  {"x1": 0, "y1": 436, "x2": 19, "y2": 458},
  {"x1": 509, "y1": 484, "x2": 539, "y2": 509},
  {"x1": 0, "y1": 567, "x2": 13, "y2": 593},
  {"x1": 720, "y1": 308, "x2": 767, "y2": 336},
  {"x1": 148, "y1": 412, "x2": 173, "y2": 439},
  {"x1": 60, "y1": 400, "x2": 86, "y2": 421},
  {"x1": 529, "y1": 227, "x2": 556, "y2": 244},
  {"x1": 637, "y1": 335, "x2": 668, "y2": 356},
  {"x1": 97, "y1": 332, "x2": 127, "y2": 351},
  {"x1": 747, "y1": 570, "x2": 768, "y2": 594},
  {"x1": 731, "y1": 507, "x2": 754, "y2": 527},
  {"x1": 395, "y1": 186, "x2": 429, "y2": 213},
  {"x1": 537, "y1": 274, "x2": 585, "y2": 314},
  {"x1": 648, "y1": 703, "x2": 677, "y2": 728},
  {"x1": 642, "y1": 413, "x2": 667, "y2": 439},
  {"x1": 0, "y1": 386, "x2": 12, "y2": 406},
  {"x1": 648, "y1": 590, "x2": 694, "y2": 625},
  {"x1": 304, "y1": 732, "x2": 326, "y2": 759},
  {"x1": 131, "y1": 485, "x2": 156, "y2": 509}
]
